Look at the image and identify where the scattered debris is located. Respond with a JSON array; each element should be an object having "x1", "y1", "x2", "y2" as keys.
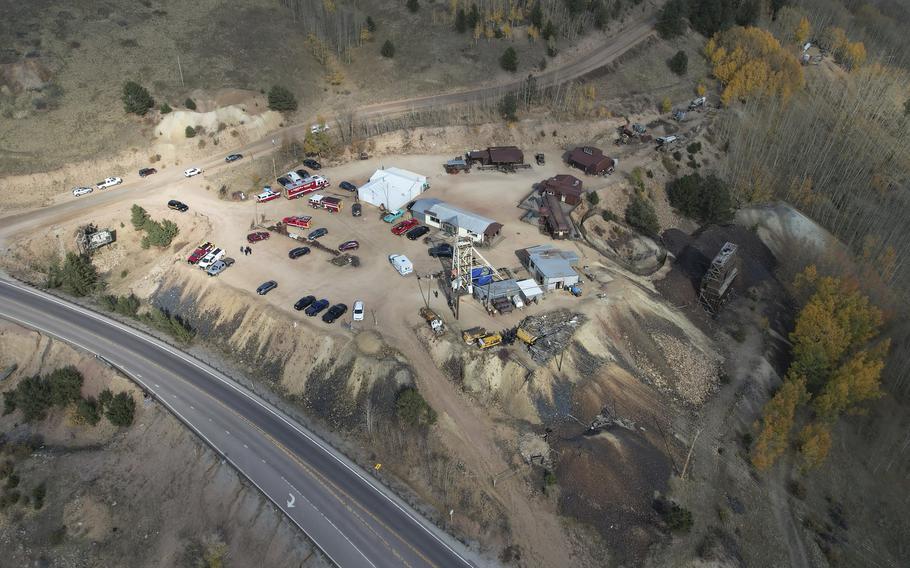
[{"x1": 515, "y1": 310, "x2": 585, "y2": 364}]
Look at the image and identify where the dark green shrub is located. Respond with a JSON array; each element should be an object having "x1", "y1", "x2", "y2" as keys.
[
  {"x1": 666, "y1": 173, "x2": 733, "y2": 224},
  {"x1": 669, "y1": 50, "x2": 688, "y2": 75},
  {"x1": 267, "y1": 85, "x2": 298, "y2": 112},
  {"x1": 185, "y1": 125, "x2": 196, "y2": 138},
  {"x1": 105, "y1": 392, "x2": 136, "y2": 427},
  {"x1": 396, "y1": 388, "x2": 437, "y2": 427},
  {"x1": 75, "y1": 397, "x2": 101, "y2": 426},
  {"x1": 500, "y1": 47, "x2": 518, "y2": 72},
  {"x1": 498, "y1": 93, "x2": 518, "y2": 121},
  {"x1": 122, "y1": 81, "x2": 154, "y2": 115},
  {"x1": 625, "y1": 194, "x2": 660, "y2": 236},
  {"x1": 159, "y1": 102, "x2": 172, "y2": 114},
  {"x1": 406, "y1": 0, "x2": 419, "y2": 12},
  {"x1": 184, "y1": 97, "x2": 196, "y2": 110},
  {"x1": 381, "y1": 40, "x2": 395, "y2": 58}
]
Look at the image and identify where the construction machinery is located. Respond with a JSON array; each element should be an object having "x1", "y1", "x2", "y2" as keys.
[
  {"x1": 462, "y1": 327, "x2": 487, "y2": 345},
  {"x1": 419, "y1": 307, "x2": 446, "y2": 336},
  {"x1": 516, "y1": 327, "x2": 538, "y2": 346},
  {"x1": 476, "y1": 333, "x2": 503, "y2": 349},
  {"x1": 699, "y1": 242, "x2": 739, "y2": 315}
]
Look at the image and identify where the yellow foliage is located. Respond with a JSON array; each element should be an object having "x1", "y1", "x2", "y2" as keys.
[
  {"x1": 527, "y1": 25, "x2": 540, "y2": 41},
  {"x1": 839, "y1": 41, "x2": 867, "y2": 70},
  {"x1": 661, "y1": 96, "x2": 672, "y2": 113},
  {"x1": 502, "y1": 23, "x2": 512, "y2": 39},
  {"x1": 789, "y1": 176, "x2": 817, "y2": 208},
  {"x1": 360, "y1": 27, "x2": 372, "y2": 43},
  {"x1": 797, "y1": 422, "x2": 831, "y2": 471},
  {"x1": 696, "y1": 83, "x2": 707, "y2": 96},
  {"x1": 704, "y1": 26, "x2": 804, "y2": 104},
  {"x1": 820, "y1": 26, "x2": 848, "y2": 53},
  {"x1": 484, "y1": 24, "x2": 495, "y2": 40},
  {"x1": 323, "y1": 0, "x2": 335, "y2": 13},
  {"x1": 751, "y1": 375, "x2": 809, "y2": 470},
  {"x1": 474, "y1": 22, "x2": 482, "y2": 41},
  {"x1": 450, "y1": 0, "x2": 458, "y2": 17},
  {"x1": 738, "y1": 166, "x2": 775, "y2": 203},
  {"x1": 794, "y1": 17, "x2": 811, "y2": 45},
  {"x1": 812, "y1": 342, "x2": 888, "y2": 420}
]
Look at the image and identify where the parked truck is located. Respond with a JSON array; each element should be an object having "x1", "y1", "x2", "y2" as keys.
[
  {"x1": 476, "y1": 333, "x2": 503, "y2": 349},
  {"x1": 308, "y1": 194, "x2": 342, "y2": 213},
  {"x1": 285, "y1": 175, "x2": 329, "y2": 199},
  {"x1": 419, "y1": 307, "x2": 446, "y2": 336},
  {"x1": 462, "y1": 327, "x2": 488, "y2": 345}
]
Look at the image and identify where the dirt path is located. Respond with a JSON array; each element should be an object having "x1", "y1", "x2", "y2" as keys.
[{"x1": 384, "y1": 326, "x2": 576, "y2": 567}]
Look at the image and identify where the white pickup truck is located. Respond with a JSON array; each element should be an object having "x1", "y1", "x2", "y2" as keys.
[
  {"x1": 198, "y1": 248, "x2": 225, "y2": 269},
  {"x1": 96, "y1": 177, "x2": 123, "y2": 190}
]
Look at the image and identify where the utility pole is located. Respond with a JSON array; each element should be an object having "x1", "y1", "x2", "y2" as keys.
[{"x1": 177, "y1": 55, "x2": 185, "y2": 88}]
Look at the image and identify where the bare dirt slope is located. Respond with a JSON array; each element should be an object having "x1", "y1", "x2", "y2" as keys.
[{"x1": 0, "y1": 321, "x2": 328, "y2": 568}]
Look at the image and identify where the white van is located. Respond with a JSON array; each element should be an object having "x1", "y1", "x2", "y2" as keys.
[{"x1": 389, "y1": 254, "x2": 413, "y2": 276}]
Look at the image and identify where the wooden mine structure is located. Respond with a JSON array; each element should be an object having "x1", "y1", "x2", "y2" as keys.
[{"x1": 698, "y1": 242, "x2": 739, "y2": 315}]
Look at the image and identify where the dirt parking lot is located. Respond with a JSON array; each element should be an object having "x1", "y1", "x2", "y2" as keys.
[{"x1": 145, "y1": 151, "x2": 619, "y2": 334}]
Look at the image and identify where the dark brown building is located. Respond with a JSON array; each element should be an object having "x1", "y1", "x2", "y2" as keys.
[
  {"x1": 567, "y1": 146, "x2": 616, "y2": 175},
  {"x1": 539, "y1": 193, "x2": 571, "y2": 239},
  {"x1": 467, "y1": 146, "x2": 525, "y2": 166},
  {"x1": 539, "y1": 174, "x2": 584, "y2": 205}
]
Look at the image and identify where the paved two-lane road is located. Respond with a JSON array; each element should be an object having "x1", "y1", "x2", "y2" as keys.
[{"x1": 0, "y1": 278, "x2": 481, "y2": 568}]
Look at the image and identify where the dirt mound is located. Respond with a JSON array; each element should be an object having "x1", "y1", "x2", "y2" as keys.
[
  {"x1": 156, "y1": 105, "x2": 282, "y2": 143},
  {"x1": 658, "y1": 225, "x2": 778, "y2": 308}
]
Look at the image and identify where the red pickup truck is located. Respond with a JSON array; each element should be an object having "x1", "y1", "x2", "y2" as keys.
[
  {"x1": 187, "y1": 241, "x2": 214, "y2": 264},
  {"x1": 392, "y1": 219, "x2": 419, "y2": 235}
]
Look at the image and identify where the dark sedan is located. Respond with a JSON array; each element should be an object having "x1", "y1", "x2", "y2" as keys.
[
  {"x1": 322, "y1": 303, "x2": 348, "y2": 324},
  {"x1": 352, "y1": 203, "x2": 362, "y2": 217},
  {"x1": 247, "y1": 231, "x2": 270, "y2": 243},
  {"x1": 429, "y1": 243, "x2": 453, "y2": 258},
  {"x1": 225, "y1": 154, "x2": 244, "y2": 162},
  {"x1": 139, "y1": 167, "x2": 157, "y2": 177},
  {"x1": 294, "y1": 295, "x2": 316, "y2": 311},
  {"x1": 406, "y1": 225, "x2": 430, "y2": 240},
  {"x1": 338, "y1": 240, "x2": 359, "y2": 252},
  {"x1": 256, "y1": 281, "x2": 278, "y2": 295},
  {"x1": 305, "y1": 298, "x2": 330, "y2": 316},
  {"x1": 295, "y1": 169, "x2": 310, "y2": 179},
  {"x1": 308, "y1": 227, "x2": 328, "y2": 240},
  {"x1": 339, "y1": 181, "x2": 357, "y2": 192},
  {"x1": 167, "y1": 199, "x2": 189, "y2": 212},
  {"x1": 289, "y1": 246, "x2": 311, "y2": 259},
  {"x1": 303, "y1": 158, "x2": 321, "y2": 170}
]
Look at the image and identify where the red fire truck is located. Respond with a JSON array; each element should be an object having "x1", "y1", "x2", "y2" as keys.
[{"x1": 285, "y1": 175, "x2": 329, "y2": 199}]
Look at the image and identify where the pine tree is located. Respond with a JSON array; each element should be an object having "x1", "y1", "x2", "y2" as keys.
[
  {"x1": 656, "y1": 0, "x2": 687, "y2": 39},
  {"x1": 381, "y1": 40, "x2": 395, "y2": 58},
  {"x1": 121, "y1": 81, "x2": 154, "y2": 115},
  {"x1": 455, "y1": 8, "x2": 467, "y2": 33},
  {"x1": 500, "y1": 47, "x2": 518, "y2": 72},
  {"x1": 406, "y1": 0, "x2": 419, "y2": 13},
  {"x1": 267, "y1": 85, "x2": 298, "y2": 112},
  {"x1": 59, "y1": 253, "x2": 101, "y2": 297},
  {"x1": 669, "y1": 50, "x2": 688, "y2": 75}
]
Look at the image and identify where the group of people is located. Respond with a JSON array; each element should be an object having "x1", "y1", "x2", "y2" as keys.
[{"x1": 241, "y1": 246, "x2": 253, "y2": 256}]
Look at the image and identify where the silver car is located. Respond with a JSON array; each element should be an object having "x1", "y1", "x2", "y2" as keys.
[{"x1": 207, "y1": 260, "x2": 227, "y2": 276}]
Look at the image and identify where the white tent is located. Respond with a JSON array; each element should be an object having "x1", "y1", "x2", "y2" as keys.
[{"x1": 357, "y1": 167, "x2": 428, "y2": 211}]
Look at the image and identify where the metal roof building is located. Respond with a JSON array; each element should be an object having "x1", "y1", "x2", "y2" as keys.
[
  {"x1": 410, "y1": 198, "x2": 503, "y2": 244},
  {"x1": 357, "y1": 167, "x2": 428, "y2": 211},
  {"x1": 525, "y1": 244, "x2": 580, "y2": 290}
]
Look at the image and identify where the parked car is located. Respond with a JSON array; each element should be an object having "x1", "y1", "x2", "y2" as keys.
[
  {"x1": 187, "y1": 242, "x2": 214, "y2": 264},
  {"x1": 392, "y1": 218, "x2": 419, "y2": 235},
  {"x1": 307, "y1": 228, "x2": 328, "y2": 240},
  {"x1": 184, "y1": 167, "x2": 203, "y2": 177},
  {"x1": 310, "y1": 124, "x2": 329, "y2": 134},
  {"x1": 289, "y1": 246, "x2": 311, "y2": 259},
  {"x1": 305, "y1": 298, "x2": 330, "y2": 316},
  {"x1": 351, "y1": 203, "x2": 362, "y2": 217},
  {"x1": 168, "y1": 199, "x2": 189, "y2": 212},
  {"x1": 225, "y1": 153, "x2": 243, "y2": 162},
  {"x1": 383, "y1": 209, "x2": 405, "y2": 223},
  {"x1": 138, "y1": 168, "x2": 157, "y2": 177},
  {"x1": 352, "y1": 300, "x2": 364, "y2": 321},
  {"x1": 406, "y1": 225, "x2": 430, "y2": 240},
  {"x1": 247, "y1": 231, "x2": 270, "y2": 243},
  {"x1": 96, "y1": 177, "x2": 122, "y2": 189},
  {"x1": 429, "y1": 243, "x2": 454, "y2": 258},
  {"x1": 207, "y1": 260, "x2": 228, "y2": 276},
  {"x1": 294, "y1": 295, "x2": 316, "y2": 311},
  {"x1": 198, "y1": 248, "x2": 224, "y2": 269},
  {"x1": 295, "y1": 169, "x2": 310, "y2": 179},
  {"x1": 256, "y1": 281, "x2": 278, "y2": 295},
  {"x1": 322, "y1": 303, "x2": 348, "y2": 324},
  {"x1": 222, "y1": 257, "x2": 235, "y2": 267},
  {"x1": 339, "y1": 181, "x2": 357, "y2": 192},
  {"x1": 303, "y1": 158, "x2": 321, "y2": 170},
  {"x1": 72, "y1": 186, "x2": 93, "y2": 197},
  {"x1": 389, "y1": 254, "x2": 413, "y2": 276},
  {"x1": 338, "y1": 240, "x2": 359, "y2": 252}
]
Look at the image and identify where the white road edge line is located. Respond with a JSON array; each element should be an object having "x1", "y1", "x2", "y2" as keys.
[{"x1": 2, "y1": 279, "x2": 475, "y2": 566}]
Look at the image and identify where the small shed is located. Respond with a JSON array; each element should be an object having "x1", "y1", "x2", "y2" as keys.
[
  {"x1": 567, "y1": 146, "x2": 616, "y2": 176},
  {"x1": 473, "y1": 279, "x2": 521, "y2": 303},
  {"x1": 517, "y1": 279, "x2": 544, "y2": 303}
]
